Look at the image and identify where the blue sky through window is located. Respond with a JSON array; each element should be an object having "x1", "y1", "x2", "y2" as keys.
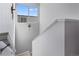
[
  {"x1": 16, "y1": 4, "x2": 38, "y2": 16},
  {"x1": 16, "y1": 4, "x2": 28, "y2": 15},
  {"x1": 29, "y1": 8, "x2": 38, "y2": 16}
]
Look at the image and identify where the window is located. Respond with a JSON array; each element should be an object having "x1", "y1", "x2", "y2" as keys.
[
  {"x1": 16, "y1": 4, "x2": 28, "y2": 16},
  {"x1": 18, "y1": 15, "x2": 27, "y2": 23},
  {"x1": 29, "y1": 8, "x2": 38, "y2": 16},
  {"x1": 16, "y1": 4, "x2": 38, "y2": 16}
]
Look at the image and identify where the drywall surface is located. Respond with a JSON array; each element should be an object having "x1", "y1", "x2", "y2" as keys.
[
  {"x1": 32, "y1": 21, "x2": 65, "y2": 56},
  {"x1": 15, "y1": 21, "x2": 39, "y2": 54},
  {"x1": 0, "y1": 3, "x2": 14, "y2": 50},
  {"x1": 40, "y1": 3, "x2": 79, "y2": 33}
]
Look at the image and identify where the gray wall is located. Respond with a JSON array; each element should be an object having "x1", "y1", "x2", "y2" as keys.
[
  {"x1": 40, "y1": 3, "x2": 79, "y2": 33},
  {"x1": 32, "y1": 3, "x2": 79, "y2": 56},
  {"x1": 32, "y1": 20, "x2": 65, "y2": 56},
  {"x1": 0, "y1": 3, "x2": 15, "y2": 50},
  {"x1": 65, "y1": 20, "x2": 79, "y2": 56}
]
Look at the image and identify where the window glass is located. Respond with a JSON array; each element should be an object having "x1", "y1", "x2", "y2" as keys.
[
  {"x1": 29, "y1": 8, "x2": 38, "y2": 16},
  {"x1": 16, "y1": 4, "x2": 38, "y2": 16},
  {"x1": 16, "y1": 4, "x2": 28, "y2": 16}
]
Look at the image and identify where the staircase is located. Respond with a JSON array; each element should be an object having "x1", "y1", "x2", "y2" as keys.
[{"x1": 32, "y1": 19, "x2": 79, "y2": 56}]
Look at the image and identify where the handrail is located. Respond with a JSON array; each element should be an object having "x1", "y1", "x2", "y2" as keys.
[
  {"x1": 32, "y1": 18, "x2": 79, "y2": 42},
  {"x1": 32, "y1": 19, "x2": 58, "y2": 42},
  {"x1": 42, "y1": 18, "x2": 79, "y2": 34}
]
